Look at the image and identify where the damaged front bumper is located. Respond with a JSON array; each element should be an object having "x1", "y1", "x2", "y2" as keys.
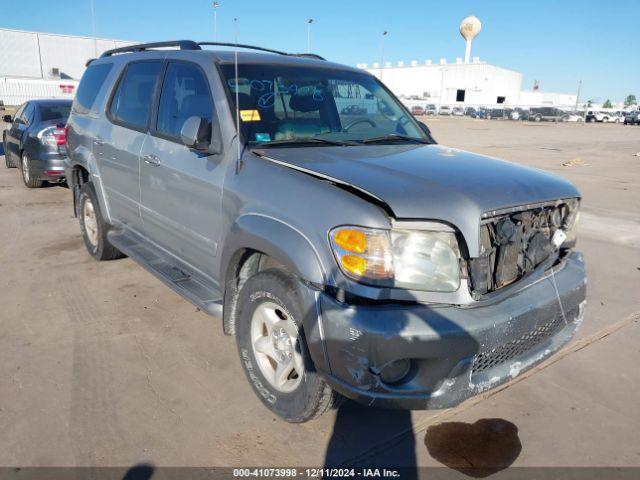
[{"x1": 317, "y1": 251, "x2": 587, "y2": 409}]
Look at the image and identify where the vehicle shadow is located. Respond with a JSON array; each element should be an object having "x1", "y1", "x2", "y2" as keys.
[
  {"x1": 324, "y1": 401, "x2": 418, "y2": 478},
  {"x1": 122, "y1": 463, "x2": 155, "y2": 480}
]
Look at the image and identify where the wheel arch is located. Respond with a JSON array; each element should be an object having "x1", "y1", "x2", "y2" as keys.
[{"x1": 219, "y1": 214, "x2": 327, "y2": 337}]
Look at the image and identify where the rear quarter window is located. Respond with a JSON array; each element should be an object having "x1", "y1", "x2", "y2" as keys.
[{"x1": 73, "y1": 63, "x2": 113, "y2": 115}]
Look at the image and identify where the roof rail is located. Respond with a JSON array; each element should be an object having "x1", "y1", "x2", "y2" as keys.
[
  {"x1": 100, "y1": 40, "x2": 201, "y2": 58},
  {"x1": 198, "y1": 42, "x2": 326, "y2": 61},
  {"x1": 290, "y1": 53, "x2": 326, "y2": 61}
]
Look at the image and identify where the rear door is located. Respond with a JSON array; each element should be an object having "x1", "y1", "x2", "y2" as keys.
[
  {"x1": 97, "y1": 60, "x2": 163, "y2": 232},
  {"x1": 140, "y1": 60, "x2": 224, "y2": 279}
]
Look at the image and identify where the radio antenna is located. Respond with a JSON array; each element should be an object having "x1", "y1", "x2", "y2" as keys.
[{"x1": 233, "y1": 17, "x2": 242, "y2": 173}]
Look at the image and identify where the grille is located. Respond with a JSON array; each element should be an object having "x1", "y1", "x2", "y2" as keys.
[{"x1": 471, "y1": 306, "x2": 578, "y2": 374}]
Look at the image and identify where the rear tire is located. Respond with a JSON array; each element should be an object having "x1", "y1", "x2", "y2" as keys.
[
  {"x1": 78, "y1": 182, "x2": 125, "y2": 261},
  {"x1": 21, "y1": 152, "x2": 44, "y2": 188},
  {"x1": 235, "y1": 269, "x2": 337, "y2": 423}
]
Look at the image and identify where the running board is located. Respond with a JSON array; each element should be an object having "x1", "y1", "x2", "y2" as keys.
[{"x1": 107, "y1": 230, "x2": 223, "y2": 317}]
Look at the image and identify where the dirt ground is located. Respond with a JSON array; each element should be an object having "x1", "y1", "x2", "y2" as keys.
[{"x1": 1, "y1": 118, "x2": 639, "y2": 473}]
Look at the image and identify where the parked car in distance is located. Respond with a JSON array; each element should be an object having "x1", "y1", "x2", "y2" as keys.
[
  {"x1": 3, "y1": 99, "x2": 71, "y2": 187},
  {"x1": 510, "y1": 107, "x2": 529, "y2": 121},
  {"x1": 452, "y1": 106, "x2": 464, "y2": 116},
  {"x1": 529, "y1": 107, "x2": 567, "y2": 122},
  {"x1": 439, "y1": 105, "x2": 451, "y2": 115},
  {"x1": 469, "y1": 107, "x2": 487, "y2": 119},
  {"x1": 65, "y1": 40, "x2": 586, "y2": 423},
  {"x1": 624, "y1": 110, "x2": 640, "y2": 125},
  {"x1": 586, "y1": 110, "x2": 615, "y2": 123},
  {"x1": 563, "y1": 112, "x2": 585, "y2": 122},
  {"x1": 425, "y1": 104, "x2": 438, "y2": 115},
  {"x1": 341, "y1": 105, "x2": 367, "y2": 115},
  {"x1": 410, "y1": 105, "x2": 425, "y2": 116},
  {"x1": 487, "y1": 108, "x2": 507, "y2": 120}
]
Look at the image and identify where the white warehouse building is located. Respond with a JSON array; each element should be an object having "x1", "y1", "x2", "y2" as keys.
[
  {"x1": 362, "y1": 59, "x2": 526, "y2": 107},
  {"x1": 0, "y1": 28, "x2": 133, "y2": 106},
  {"x1": 360, "y1": 59, "x2": 577, "y2": 109}
]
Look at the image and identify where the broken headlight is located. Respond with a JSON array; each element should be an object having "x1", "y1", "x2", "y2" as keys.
[
  {"x1": 329, "y1": 226, "x2": 461, "y2": 292},
  {"x1": 561, "y1": 201, "x2": 580, "y2": 245}
]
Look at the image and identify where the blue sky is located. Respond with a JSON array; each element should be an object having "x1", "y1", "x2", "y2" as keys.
[{"x1": 2, "y1": 0, "x2": 638, "y2": 102}]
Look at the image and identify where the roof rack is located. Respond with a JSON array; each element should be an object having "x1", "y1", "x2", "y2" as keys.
[
  {"x1": 100, "y1": 40, "x2": 201, "y2": 58},
  {"x1": 198, "y1": 42, "x2": 326, "y2": 61},
  {"x1": 97, "y1": 40, "x2": 326, "y2": 61}
]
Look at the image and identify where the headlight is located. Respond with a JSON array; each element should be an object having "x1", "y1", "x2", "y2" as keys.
[
  {"x1": 330, "y1": 226, "x2": 461, "y2": 292},
  {"x1": 562, "y1": 201, "x2": 580, "y2": 244}
]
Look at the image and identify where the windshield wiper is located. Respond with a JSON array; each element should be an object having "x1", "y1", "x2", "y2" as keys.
[
  {"x1": 360, "y1": 134, "x2": 431, "y2": 144},
  {"x1": 256, "y1": 137, "x2": 357, "y2": 148}
]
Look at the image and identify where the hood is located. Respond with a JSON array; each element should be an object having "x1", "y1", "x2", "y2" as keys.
[{"x1": 254, "y1": 144, "x2": 579, "y2": 256}]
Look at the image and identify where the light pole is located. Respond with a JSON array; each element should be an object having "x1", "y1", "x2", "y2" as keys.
[
  {"x1": 380, "y1": 31, "x2": 388, "y2": 79},
  {"x1": 212, "y1": 2, "x2": 220, "y2": 41},
  {"x1": 307, "y1": 18, "x2": 313, "y2": 53},
  {"x1": 90, "y1": 0, "x2": 97, "y2": 57}
]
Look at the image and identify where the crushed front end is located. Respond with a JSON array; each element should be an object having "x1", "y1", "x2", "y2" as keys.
[{"x1": 316, "y1": 200, "x2": 586, "y2": 409}]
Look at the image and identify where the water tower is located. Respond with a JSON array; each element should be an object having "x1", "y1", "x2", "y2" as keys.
[{"x1": 459, "y1": 16, "x2": 481, "y2": 64}]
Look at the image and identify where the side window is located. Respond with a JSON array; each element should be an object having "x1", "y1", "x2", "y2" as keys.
[
  {"x1": 23, "y1": 104, "x2": 35, "y2": 125},
  {"x1": 73, "y1": 63, "x2": 113, "y2": 115},
  {"x1": 14, "y1": 104, "x2": 26, "y2": 122},
  {"x1": 109, "y1": 61, "x2": 162, "y2": 130},
  {"x1": 156, "y1": 62, "x2": 213, "y2": 140}
]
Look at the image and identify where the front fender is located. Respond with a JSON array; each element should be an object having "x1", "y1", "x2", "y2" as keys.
[{"x1": 221, "y1": 213, "x2": 327, "y2": 286}]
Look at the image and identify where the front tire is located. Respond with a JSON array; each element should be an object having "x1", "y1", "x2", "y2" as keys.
[
  {"x1": 21, "y1": 152, "x2": 44, "y2": 188},
  {"x1": 235, "y1": 270, "x2": 337, "y2": 423},
  {"x1": 3, "y1": 135, "x2": 16, "y2": 168},
  {"x1": 78, "y1": 182, "x2": 124, "y2": 261}
]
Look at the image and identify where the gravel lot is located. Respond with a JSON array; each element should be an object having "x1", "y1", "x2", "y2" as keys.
[{"x1": 1, "y1": 118, "x2": 639, "y2": 472}]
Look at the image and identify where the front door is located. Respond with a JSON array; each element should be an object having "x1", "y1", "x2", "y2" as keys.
[
  {"x1": 140, "y1": 61, "x2": 224, "y2": 280},
  {"x1": 97, "y1": 60, "x2": 163, "y2": 232},
  {"x1": 6, "y1": 103, "x2": 32, "y2": 159}
]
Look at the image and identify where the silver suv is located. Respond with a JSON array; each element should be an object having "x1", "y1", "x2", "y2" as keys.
[{"x1": 65, "y1": 41, "x2": 586, "y2": 423}]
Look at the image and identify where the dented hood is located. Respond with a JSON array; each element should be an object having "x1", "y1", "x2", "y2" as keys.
[{"x1": 256, "y1": 144, "x2": 579, "y2": 256}]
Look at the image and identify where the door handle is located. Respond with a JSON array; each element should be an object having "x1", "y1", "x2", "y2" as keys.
[
  {"x1": 93, "y1": 137, "x2": 104, "y2": 146},
  {"x1": 143, "y1": 154, "x2": 161, "y2": 166}
]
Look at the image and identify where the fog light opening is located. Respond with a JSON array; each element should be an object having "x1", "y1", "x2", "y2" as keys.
[{"x1": 378, "y1": 359, "x2": 411, "y2": 385}]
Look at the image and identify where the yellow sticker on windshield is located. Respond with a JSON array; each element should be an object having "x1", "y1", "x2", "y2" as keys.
[{"x1": 240, "y1": 109, "x2": 261, "y2": 122}]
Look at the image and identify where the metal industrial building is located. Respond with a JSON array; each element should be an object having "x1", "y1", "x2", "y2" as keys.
[
  {"x1": 0, "y1": 28, "x2": 133, "y2": 106},
  {"x1": 360, "y1": 59, "x2": 577, "y2": 109}
]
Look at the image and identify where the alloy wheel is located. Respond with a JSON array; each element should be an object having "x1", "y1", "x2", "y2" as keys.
[{"x1": 250, "y1": 301, "x2": 304, "y2": 393}]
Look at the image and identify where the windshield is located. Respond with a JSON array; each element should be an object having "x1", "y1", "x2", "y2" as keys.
[
  {"x1": 219, "y1": 63, "x2": 430, "y2": 146},
  {"x1": 39, "y1": 104, "x2": 71, "y2": 122}
]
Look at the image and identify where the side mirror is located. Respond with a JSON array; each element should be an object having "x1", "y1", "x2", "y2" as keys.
[
  {"x1": 419, "y1": 121, "x2": 431, "y2": 135},
  {"x1": 180, "y1": 116, "x2": 221, "y2": 154},
  {"x1": 2, "y1": 115, "x2": 13, "y2": 124}
]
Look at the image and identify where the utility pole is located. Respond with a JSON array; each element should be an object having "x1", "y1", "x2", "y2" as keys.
[
  {"x1": 575, "y1": 79, "x2": 582, "y2": 112},
  {"x1": 380, "y1": 31, "x2": 388, "y2": 80},
  {"x1": 212, "y1": 2, "x2": 220, "y2": 41},
  {"x1": 307, "y1": 19, "x2": 313, "y2": 53}
]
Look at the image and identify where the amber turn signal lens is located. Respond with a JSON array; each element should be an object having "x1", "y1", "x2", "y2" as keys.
[
  {"x1": 333, "y1": 228, "x2": 367, "y2": 254},
  {"x1": 340, "y1": 255, "x2": 367, "y2": 277}
]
